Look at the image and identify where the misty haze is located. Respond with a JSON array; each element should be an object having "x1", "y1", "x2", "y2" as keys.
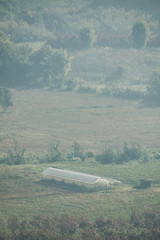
[{"x1": 0, "y1": 0, "x2": 160, "y2": 239}]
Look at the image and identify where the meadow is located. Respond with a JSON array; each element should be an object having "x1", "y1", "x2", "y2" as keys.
[
  {"x1": 0, "y1": 159, "x2": 160, "y2": 223},
  {"x1": 0, "y1": 90, "x2": 160, "y2": 155},
  {"x1": 0, "y1": 90, "x2": 160, "y2": 230}
]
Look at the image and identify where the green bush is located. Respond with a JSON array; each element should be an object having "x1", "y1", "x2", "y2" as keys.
[
  {"x1": 5, "y1": 141, "x2": 26, "y2": 165},
  {"x1": 79, "y1": 25, "x2": 96, "y2": 49},
  {"x1": 68, "y1": 142, "x2": 85, "y2": 161},
  {"x1": 96, "y1": 148, "x2": 116, "y2": 164},
  {"x1": 11, "y1": 43, "x2": 34, "y2": 87},
  {"x1": 96, "y1": 142, "x2": 143, "y2": 164},
  {"x1": 86, "y1": 151, "x2": 94, "y2": 158},
  {"x1": 0, "y1": 30, "x2": 33, "y2": 87},
  {"x1": 0, "y1": 87, "x2": 13, "y2": 112},
  {"x1": 131, "y1": 19, "x2": 150, "y2": 49},
  {"x1": 30, "y1": 45, "x2": 72, "y2": 88},
  {"x1": 64, "y1": 79, "x2": 76, "y2": 91},
  {"x1": 42, "y1": 141, "x2": 64, "y2": 163},
  {"x1": 0, "y1": 30, "x2": 14, "y2": 86},
  {"x1": 47, "y1": 25, "x2": 96, "y2": 51},
  {"x1": 117, "y1": 142, "x2": 142, "y2": 163}
]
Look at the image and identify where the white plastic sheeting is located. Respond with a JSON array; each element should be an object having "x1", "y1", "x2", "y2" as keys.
[{"x1": 42, "y1": 167, "x2": 120, "y2": 189}]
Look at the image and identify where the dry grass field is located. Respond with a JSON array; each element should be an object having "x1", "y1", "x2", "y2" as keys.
[{"x1": 0, "y1": 89, "x2": 160, "y2": 156}]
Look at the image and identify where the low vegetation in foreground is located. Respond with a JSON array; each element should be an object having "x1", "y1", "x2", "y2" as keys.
[
  {"x1": 1, "y1": 209, "x2": 160, "y2": 240},
  {"x1": 0, "y1": 149, "x2": 160, "y2": 239}
]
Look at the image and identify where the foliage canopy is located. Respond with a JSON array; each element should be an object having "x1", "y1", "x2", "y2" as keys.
[
  {"x1": 30, "y1": 45, "x2": 72, "y2": 88},
  {"x1": 131, "y1": 19, "x2": 150, "y2": 48},
  {"x1": 79, "y1": 25, "x2": 96, "y2": 49},
  {"x1": 0, "y1": 87, "x2": 13, "y2": 112}
]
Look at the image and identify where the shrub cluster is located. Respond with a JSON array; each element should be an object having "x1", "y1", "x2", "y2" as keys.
[
  {"x1": 2, "y1": 141, "x2": 26, "y2": 165},
  {"x1": 67, "y1": 142, "x2": 86, "y2": 161},
  {"x1": 0, "y1": 141, "x2": 154, "y2": 165},
  {"x1": 0, "y1": 87, "x2": 13, "y2": 112},
  {"x1": 1, "y1": 209, "x2": 160, "y2": 240},
  {"x1": 30, "y1": 45, "x2": 72, "y2": 89},
  {"x1": 41, "y1": 141, "x2": 65, "y2": 163},
  {"x1": 0, "y1": 141, "x2": 88, "y2": 165},
  {"x1": 0, "y1": 30, "x2": 72, "y2": 88},
  {"x1": 131, "y1": 19, "x2": 150, "y2": 49},
  {"x1": 0, "y1": 31, "x2": 33, "y2": 87},
  {"x1": 96, "y1": 142, "x2": 146, "y2": 164},
  {"x1": 102, "y1": 86, "x2": 143, "y2": 100}
]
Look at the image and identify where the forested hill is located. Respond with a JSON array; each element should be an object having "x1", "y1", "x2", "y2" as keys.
[
  {"x1": 0, "y1": 0, "x2": 160, "y2": 89},
  {"x1": 0, "y1": 0, "x2": 160, "y2": 15}
]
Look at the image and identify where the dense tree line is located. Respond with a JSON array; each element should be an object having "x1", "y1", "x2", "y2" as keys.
[{"x1": 0, "y1": 30, "x2": 72, "y2": 88}]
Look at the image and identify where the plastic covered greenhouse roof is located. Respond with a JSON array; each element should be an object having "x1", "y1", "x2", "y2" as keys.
[{"x1": 42, "y1": 167, "x2": 118, "y2": 185}]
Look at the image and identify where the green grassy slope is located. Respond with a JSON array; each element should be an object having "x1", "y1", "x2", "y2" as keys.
[{"x1": 0, "y1": 158, "x2": 160, "y2": 227}]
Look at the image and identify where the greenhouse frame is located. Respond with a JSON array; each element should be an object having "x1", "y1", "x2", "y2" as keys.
[{"x1": 42, "y1": 167, "x2": 120, "y2": 190}]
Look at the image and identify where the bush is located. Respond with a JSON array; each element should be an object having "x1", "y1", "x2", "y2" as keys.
[
  {"x1": 30, "y1": 45, "x2": 72, "y2": 88},
  {"x1": 96, "y1": 148, "x2": 117, "y2": 164},
  {"x1": 96, "y1": 142, "x2": 143, "y2": 164},
  {"x1": 117, "y1": 142, "x2": 142, "y2": 163},
  {"x1": 131, "y1": 19, "x2": 150, "y2": 49},
  {"x1": 79, "y1": 25, "x2": 96, "y2": 49},
  {"x1": 68, "y1": 142, "x2": 85, "y2": 161},
  {"x1": 0, "y1": 30, "x2": 33, "y2": 87},
  {"x1": 86, "y1": 151, "x2": 94, "y2": 158},
  {"x1": 0, "y1": 30, "x2": 14, "y2": 86},
  {"x1": 5, "y1": 141, "x2": 26, "y2": 165},
  {"x1": 0, "y1": 87, "x2": 13, "y2": 112},
  {"x1": 47, "y1": 25, "x2": 96, "y2": 51},
  {"x1": 42, "y1": 141, "x2": 65, "y2": 163},
  {"x1": 64, "y1": 78, "x2": 76, "y2": 91}
]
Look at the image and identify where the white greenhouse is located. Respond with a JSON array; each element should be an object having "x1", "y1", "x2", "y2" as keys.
[{"x1": 42, "y1": 167, "x2": 120, "y2": 190}]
